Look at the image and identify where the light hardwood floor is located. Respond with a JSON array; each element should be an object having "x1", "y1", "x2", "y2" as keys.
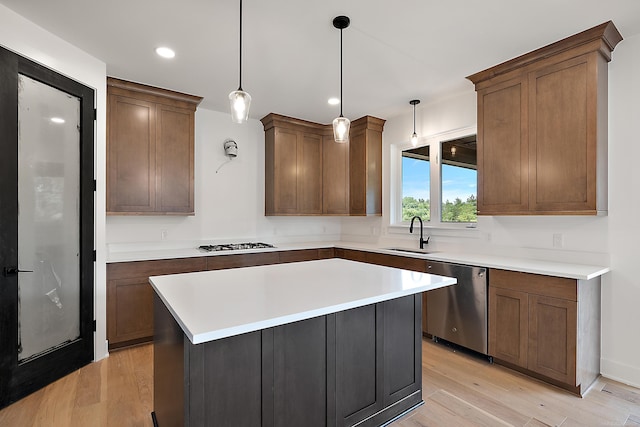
[{"x1": 1, "y1": 339, "x2": 638, "y2": 426}]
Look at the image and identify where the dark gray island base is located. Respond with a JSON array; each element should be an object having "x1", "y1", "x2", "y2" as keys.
[{"x1": 152, "y1": 292, "x2": 423, "y2": 426}]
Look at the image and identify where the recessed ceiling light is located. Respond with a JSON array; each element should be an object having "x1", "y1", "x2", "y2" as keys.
[
  {"x1": 50, "y1": 117, "x2": 65, "y2": 124},
  {"x1": 155, "y1": 47, "x2": 175, "y2": 59},
  {"x1": 328, "y1": 97, "x2": 340, "y2": 105}
]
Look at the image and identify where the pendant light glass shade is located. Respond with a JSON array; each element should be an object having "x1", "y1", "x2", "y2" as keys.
[
  {"x1": 229, "y1": 89, "x2": 251, "y2": 123},
  {"x1": 409, "y1": 99, "x2": 420, "y2": 146},
  {"x1": 332, "y1": 16, "x2": 350, "y2": 143},
  {"x1": 333, "y1": 116, "x2": 350, "y2": 143},
  {"x1": 230, "y1": 0, "x2": 251, "y2": 123}
]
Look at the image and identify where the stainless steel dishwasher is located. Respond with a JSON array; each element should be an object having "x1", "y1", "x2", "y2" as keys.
[{"x1": 426, "y1": 260, "x2": 488, "y2": 355}]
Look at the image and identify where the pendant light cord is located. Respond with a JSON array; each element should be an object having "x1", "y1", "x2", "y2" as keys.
[
  {"x1": 339, "y1": 27, "x2": 343, "y2": 118},
  {"x1": 238, "y1": 0, "x2": 243, "y2": 91}
]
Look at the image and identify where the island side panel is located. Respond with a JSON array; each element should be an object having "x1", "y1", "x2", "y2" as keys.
[{"x1": 153, "y1": 292, "x2": 185, "y2": 426}]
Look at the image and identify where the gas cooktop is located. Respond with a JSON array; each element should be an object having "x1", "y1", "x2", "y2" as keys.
[{"x1": 198, "y1": 242, "x2": 275, "y2": 252}]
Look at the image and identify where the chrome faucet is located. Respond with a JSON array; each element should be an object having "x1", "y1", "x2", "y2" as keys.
[{"x1": 409, "y1": 216, "x2": 429, "y2": 249}]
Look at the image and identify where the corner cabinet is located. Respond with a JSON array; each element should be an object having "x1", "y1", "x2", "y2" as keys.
[
  {"x1": 467, "y1": 21, "x2": 622, "y2": 216},
  {"x1": 107, "y1": 77, "x2": 202, "y2": 215},
  {"x1": 261, "y1": 113, "x2": 384, "y2": 216},
  {"x1": 488, "y1": 269, "x2": 601, "y2": 395}
]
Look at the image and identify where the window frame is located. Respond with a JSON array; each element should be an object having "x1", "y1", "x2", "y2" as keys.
[{"x1": 391, "y1": 125, "x2": 477, "y2": 229}]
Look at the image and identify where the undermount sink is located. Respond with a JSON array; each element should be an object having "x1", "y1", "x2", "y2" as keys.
[{"x1": 384, "y1": 247, "x2": 434, "y2": 255}]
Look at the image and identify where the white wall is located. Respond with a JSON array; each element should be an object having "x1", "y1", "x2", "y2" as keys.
[
  {"x1": 0, "y1": 4, "x2": 108, "y2": 360},
  {"x1": 601, "y1": 33, "x2": 640, "y2": 387},
  {"x1": 105, "y1": 108, "x2": 343, "y2": 247},
  {"x1": 343, "y1": 36, "x2": 640, "y2": 387}
]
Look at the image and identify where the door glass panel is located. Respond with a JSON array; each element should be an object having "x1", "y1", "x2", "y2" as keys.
[{"x1": 17, "y1": 74, "x2": 81, "y2": 362}]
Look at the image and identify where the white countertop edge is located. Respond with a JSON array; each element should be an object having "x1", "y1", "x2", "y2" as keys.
[
  {"x1": 187, "y1": 283, "x2": 451, "y2": 344},
  {"x1": 110, "y1": 240, "x2": 609, "y2": 281}
]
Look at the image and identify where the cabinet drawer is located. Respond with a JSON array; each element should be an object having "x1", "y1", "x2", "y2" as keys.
[
  {"x1": 206, "y1": 252, "x2": 279, "y2": 270},
  {"x1": 489, "y1": 269, "x2": 576, "y2": 301}
]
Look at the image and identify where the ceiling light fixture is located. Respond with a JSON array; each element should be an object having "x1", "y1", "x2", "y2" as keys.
[
  {"x1": 229, "y1": 0, "x2": 251, "y2": 123},
  {"x1": 332, "y1": 15, "x2": 350, "y2": 143},
  {"x1": 50, "y1": 117, "x2": 65, "y2": 124},
  {"x1": 409, "y1": 99, "x2": 420, "y2": 146},
  {"x1": 155, "y1": 47, "x2": 175, "y2": 59}
]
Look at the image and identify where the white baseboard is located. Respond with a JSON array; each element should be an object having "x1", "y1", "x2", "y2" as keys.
[{"x1": 601, "y1": 357, "x2": 640, "y2": 389}]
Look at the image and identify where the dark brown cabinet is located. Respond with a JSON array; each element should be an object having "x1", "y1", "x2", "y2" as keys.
[
  {"x1": 107, "y1": 77, "x2": 202, "y2": 215},
  {"x1": 468, "y1": 21, "x2": 622, "y2": 215},
  {"x1": 488, "y1": 268, "x2": 599, "y2": 395},
  {"x1": 106, "y1": 257, "x2": 206, "y2": 350},
  {"x1": 154, "y1": 292, "x2": 422, "y2": 427},
  {"x1": 262, "y1": 113, "x2": 384, "y2": 216}
]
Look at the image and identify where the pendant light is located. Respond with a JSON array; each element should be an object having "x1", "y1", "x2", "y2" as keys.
[
  {"x1": 229, "y1": 0, "x2": 251, "y2": 123},
  {"x1": 332, "y1": 16, "x2": 350, "y2": 143},
  {"x1": 410, "y1": 99, "x2": 420, "y2": 146}
]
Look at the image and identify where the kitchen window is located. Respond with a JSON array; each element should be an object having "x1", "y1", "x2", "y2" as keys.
[{"x1": 393, "y1": 128, "x2": 477, "y2": 227}]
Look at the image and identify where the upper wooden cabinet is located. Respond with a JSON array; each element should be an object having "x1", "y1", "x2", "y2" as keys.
[
  {"x1": 107, "y1": 77, "x2": 202, "y2": 215},
  {"x1": 261, "y1": 113, "x2": 384, "y2": 216},
  {"x1": 349, "y1": 116, "x2": 384, "y2": 216},
  {"x1": 467, "y1": 21, "x2": 622, "y2": 215},
  {"x1": 262, "y1": 114, "x2": 324, "y2": 215}
]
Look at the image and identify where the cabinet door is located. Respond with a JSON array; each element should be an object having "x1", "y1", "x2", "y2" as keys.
[
  {"x1": 298, "y1": 132, "x2": 323, "y2": 214},
  {"x1": 267, "y1": 316, "x2": 328, "y2": 427},
  {"x1": 107, "y1": 94, "x2": 156, "y2": 213},
  {"x1": 383, "y1": 295, "x2": 421, "y2": 407},
  {"x1": 477, "y1": 77, "x2": 529, "y2": 215},
  {"x1": 272, "y1": 127, "x2": 299, "y2": 214},
  {"x1": 528, "y1": 54, "x2": 597, "y2": 213},
  {"x1": 107, "y1": 276, "x2": 154, "y2": 348},
  {"x1": 489, "y1": 286, "x2": 528, "y2": 368},
  {"x1": 335, "y1": 304, "x2": 383, "y2": 426},
  {"x1": 323, "y1": 135, "x2": 349, "y2": 214},
  {"x1": 528, "y1": 294, "x2": 577, "y2": 385},
  {"x1": 156, "y1": 104, "x2": 194, "y2": 213}
]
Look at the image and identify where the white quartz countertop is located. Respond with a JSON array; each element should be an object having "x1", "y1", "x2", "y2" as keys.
[
  {"x1": 110, "y1": 240, "x2": 609, "y2": 280},
  {"x1": 150, "y1": 258, "x2": 456, "y2": 345}
]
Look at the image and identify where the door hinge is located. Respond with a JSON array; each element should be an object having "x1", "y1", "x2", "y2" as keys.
[
  {"x1": 93, "y1": 320, "x2": 96, "y2": 331},
  {"x1": 93, "y1": 179, "x2": 97, "y2": 191},
  {"x1": 94, "y1": 108, "x2": 97, "y2": 120},
  {"x1": 92, "y1": 250, "x2": 96, "y2": 261}
]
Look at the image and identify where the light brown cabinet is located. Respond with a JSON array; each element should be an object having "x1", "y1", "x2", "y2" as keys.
[
  {"x1": 262, "y1": 113, "x2": 384, "y2": 216},
  {"x1": 107, "y1": 77, "x2": 202, "y2": 215},
  {"x1": 107, "y1": 249, "x2": 336, "y2": 350},
  {"x1": 488, "y1": 268, "x2": 600, "y2": 395},
  {"x1": 468, "y1": 21, "x2": 622, "y2": 215},
  {"x1": 262, "y1": 114, "x2": 324, "y2": 215},
  {"x1": 349, "y1": 116, "x2": 384, "y2": 216},
  {"x1": 106, "y1": 257, "x2": 207, "y2": 350}
]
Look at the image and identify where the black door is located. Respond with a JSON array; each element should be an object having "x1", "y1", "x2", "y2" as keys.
[{"x1": 0, "y1": 46, "x2": 95, "y2": 409}]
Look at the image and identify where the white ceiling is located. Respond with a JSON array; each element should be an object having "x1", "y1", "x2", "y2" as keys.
[{"x1": 3, "y1": 0, "x2": 640, "y2": 124}]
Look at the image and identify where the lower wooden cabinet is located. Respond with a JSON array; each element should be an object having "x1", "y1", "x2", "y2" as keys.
[
  {"x1": 107, "y1": 249, "x2": 336, "y2": 350},
  {"x1": 106, "y1": 257, "x2": 207, "y2": 350},
  {"x1": 154, "y1": 294, "x2": 422, "y2": 427},
  {"x1": 488, "y1": 269, "x2": 599, "y2": 395}
]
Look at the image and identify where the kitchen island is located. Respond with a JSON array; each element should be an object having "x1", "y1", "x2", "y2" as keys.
[{"x1": 150, "y1": 258, "x2": 456, "y2": 427}]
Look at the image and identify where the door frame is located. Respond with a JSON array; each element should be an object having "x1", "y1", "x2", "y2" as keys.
[{"x1": 0, "y1": 46, "x2": 95, "y2": 409}]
